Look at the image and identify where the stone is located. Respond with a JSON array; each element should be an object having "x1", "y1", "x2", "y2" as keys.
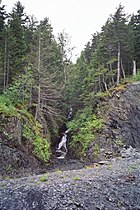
[{"x1": 98, "y1": 160, "x2": 109, "y2": 165}]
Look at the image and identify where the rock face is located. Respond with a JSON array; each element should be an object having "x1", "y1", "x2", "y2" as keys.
[
  {"x1": 0, "y1": 117, "x2": 46, "y2": 178},
  {"x1": 88, "y1": 82, "x2": 140, "y2": 160},
  {"x1": 107, "y1": 82, "x2": 140, "y2": 148}
]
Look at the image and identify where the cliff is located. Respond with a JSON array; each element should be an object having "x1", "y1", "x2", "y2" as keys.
[
  {"x1": 0, "y1": 116, "x2": 47, "y2": 178},
  {"x1": 88, "y1": 81, "x2": 140, "y2": 160}
]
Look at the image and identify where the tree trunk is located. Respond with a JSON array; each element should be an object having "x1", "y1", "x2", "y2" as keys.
[
  {"x1": 109, "y1": 51, "x2": 115, "y2": 86},
  {"x1": 117, "y1": 42, "x2": 121, "y2": 85},
  {"x1": 35, "y1": 28, "x2": 41, "y2": 120},
  {"x1": 3, "y1": 37, "x2": 7, "y2": 91},
  {"x1": 29, "y1": 85, "x2": 32, "y2": 107},
  {"x1": 6, "y1": 47, "x2": 10, "y2": 87},
  {"x1": 99, "y1": 75, "x2": 101, "y2": 91},
  {"x1": 14, "y1": 118, "x2": 22, "y2": 144},
  {"x1": 132, "y1": 60, "x2": 137, "y2": 76},
  {"x1": 102, "y1": 74, "x2": 108, "y2": 92},
  {"x1": 121, "y1": 59, "x2": 126, "y2": 79}
]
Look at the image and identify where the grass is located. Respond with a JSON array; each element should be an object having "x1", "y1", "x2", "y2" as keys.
[
  {"x1": 106, "y1": 164, "x2": 112, "y2": 170},
  {"x1": 72, "y1": 176, "x2": 80, "y2": 181},
  {"x1": 127, "y1": 164, "x2": 139, "y2": 172},
  {"x1": 55, "y1": 170, "x2": 62, "y2": 174},
  {"x1": 39, "y1": 174, "x2": 48, "y2": 182}
]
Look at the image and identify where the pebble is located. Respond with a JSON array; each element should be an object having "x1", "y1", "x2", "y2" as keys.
[{"x1": 0, "y1": 153, "x2": 140, "y2": 210}]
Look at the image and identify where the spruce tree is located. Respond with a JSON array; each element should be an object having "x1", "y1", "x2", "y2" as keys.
[
  {"x1": 6, "y1": 1, "x2": 28, "y2": 83},
  {"x1": 28, "y1": 18, "x2": 65, "y2": 132},
  {"x1": 130, "y1": 10, "x2": 140, "y2": 69},
  {"x1": 0, "y1": 1, "x2": 7, "y2": 92}
]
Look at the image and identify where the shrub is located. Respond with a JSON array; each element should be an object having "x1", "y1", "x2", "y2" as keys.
[
  {"x1": 0, "y1": 95, "x2": 18, "y2": 117},
  {"x1": 67, "y1": 107, "x2": 103, "y2": 157},
  {"x1": 133, "y1": 69, "x2": 140, "y2": 81},
  {"x1": 33, "y1": 135, "x2": 50, "y2": 162},
  {"x1": 121, "y1": 69, "x2": 140, "y2": 84}
]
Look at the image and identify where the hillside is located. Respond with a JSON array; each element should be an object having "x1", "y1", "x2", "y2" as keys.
[{"x1": 1, "y1": 81, "x2": 140, "y2": 179}]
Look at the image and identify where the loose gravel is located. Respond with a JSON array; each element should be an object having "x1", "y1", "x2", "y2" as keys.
[{"x1": 0, "y1": 152, "x2": 140, "y2": 210}]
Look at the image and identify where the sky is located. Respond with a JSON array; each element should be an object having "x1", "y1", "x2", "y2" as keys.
[{"x1": 2, "y1": 0, "x2": 140, "y2": 61}]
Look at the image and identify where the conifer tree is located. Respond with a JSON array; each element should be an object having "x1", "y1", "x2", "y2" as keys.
[
  {"x1": 28, "y1": 18, "x2": 65, "y2": 132},
  {"x1": 6, "y1": 1, "x2": 28, "y2": 83},
  {"x1": 0, "y1": 1, "x2": 7, "y2": 92},
  {"x1": 130, "y1": 10, "x2": 140, "y2": 70}
]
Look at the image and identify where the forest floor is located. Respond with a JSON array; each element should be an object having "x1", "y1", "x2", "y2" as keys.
[{"x1": 0, "y1": 149, "x2": 140, "y2": 210}]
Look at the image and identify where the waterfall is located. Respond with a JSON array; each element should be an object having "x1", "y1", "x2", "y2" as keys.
[{"x1": 56, "y1": 107, "x2": 73, "y2": 159}]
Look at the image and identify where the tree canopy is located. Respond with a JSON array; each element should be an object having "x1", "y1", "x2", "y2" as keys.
[{"x1": 0, "y1": 1, "x2": 139, "y2": 161}]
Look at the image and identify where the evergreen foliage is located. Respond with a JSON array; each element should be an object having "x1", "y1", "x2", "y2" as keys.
[
  {"x1": 6, "y1": 1, "x2": 29, "y2": 83},
  {"x1": 0, "y1": 1, "x2": 139, "y2": 161}
]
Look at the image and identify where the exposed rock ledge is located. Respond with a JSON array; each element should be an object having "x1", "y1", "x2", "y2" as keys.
[
  {"x1": 0, "y1": 151, "x2": 140, "y2": 210},
  {"x1": 88, "y1": 81, "x2": 140, "y2": 160}
]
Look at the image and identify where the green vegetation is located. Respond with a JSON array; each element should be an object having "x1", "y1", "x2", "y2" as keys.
[
  {"x1": 0, "y1": 95, "x2": 17, "y2": 117},
  {"x1": 72, "y1": 176, "x2": 80, "y2": 181},
  {"x1": 0, "y1": 1, "x2": 140, "y2": 162},
  {"x1": 67, "y1": 107, "x2": 103, "y2": 157},
  {"x1": 0, "y1": 73, "x2": 51, "y2": 162},
  {"x1": 130, "y1": 69, "x2": 140, "y2": 82},
  {"x1": 92, "y1": 143, "x2": 100, "y2": 158},
  {"x1": 121, "y1": 69, "x2": 140, "y2": 84},
  {"x1": 55, "y1": 170, "x2": 62, "y2": 174},
  {"x1": 115, "y1": 139, "x2": 124, "y2": 147},
  {"x1": 107, "y1": 164, "x2": 112, "y2": 170},
  {"x1": 39, "y1": 174, "x2": 48, "y2": 182},
  {"x1": 33, "y1": 135, "x2": 50, "y2": 162},
  {"x1": 134, "y1": 70, "x2": 140, "y2": 81},
  {"x1": 127, "y1": 164, "x2": 139, "y2": 172}
]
